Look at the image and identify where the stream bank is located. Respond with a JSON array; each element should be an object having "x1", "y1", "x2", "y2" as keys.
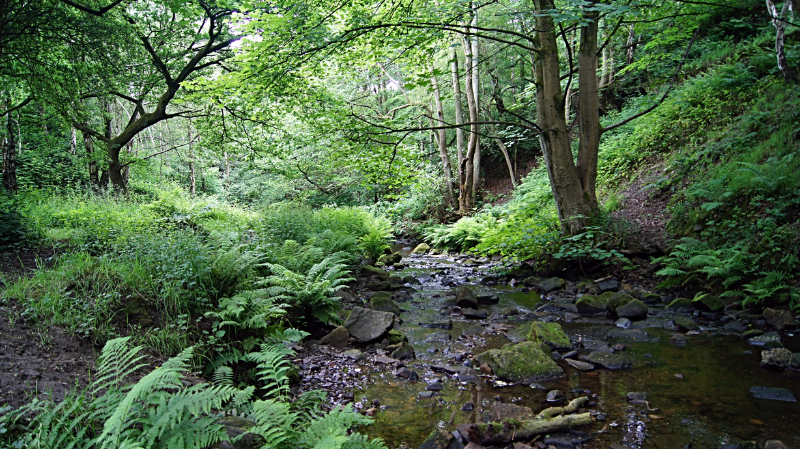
[{"x1": 291, "y1": 244, "x2": 800, "y2": 449}]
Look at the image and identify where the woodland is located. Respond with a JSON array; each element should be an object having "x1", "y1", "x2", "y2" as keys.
[{"x1": 0, "y1": 0, "x2": 799, "y2": 447}]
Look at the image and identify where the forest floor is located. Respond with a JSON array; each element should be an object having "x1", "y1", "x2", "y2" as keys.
[{"x1": 0, "y1": 248, "x2": 97, "y2": 408}]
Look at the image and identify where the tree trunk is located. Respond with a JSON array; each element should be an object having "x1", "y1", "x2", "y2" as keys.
[
  {"x1": 460, "y1": 32, "x2": 479, "y2": 214},
  {"x1": 470, "y1": 3, "x2": 481, "y2": 200},
  {"x1": 533, "y1": 0, "x2": 594, "y2": 234},
  {"x1": 189, "y1": 126, "x2": 196, "y2": 196},
  {"x1": 626, "y1": 24, "x2": 636, "y2": 64},
  {"x1": 577, "y1": 6, "x2": 601, "y2": 212},
  {"x1": 3, "y1": 98, "x2": 17, "y2": 194},
  {"x1": 451, "y1": 46, "x2": 465, "y2": 184},
  {"x1": 224, "y1": 151, "x2": 230, "y2": 189},
  {"x1": 430, "y1": 65, "x2": 456, "y2": 208},
  {"x1": 83, "y1": 132, "x2": 100, "y2": 188},
  {"x1": 767, "y1": 0, "x2": 796, "y2": 83},
  {"x1": 490, "y1": 124, "x2": 517, "y2": 187},
  {"x1": 70, "y1": 128, "x2": 77, "y2": 155}
]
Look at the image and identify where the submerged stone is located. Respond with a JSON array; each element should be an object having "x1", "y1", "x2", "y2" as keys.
[
  {"x1": 456, "y1": 286, "x2": 479, "y2": 309},
  {"x1": 583, "y1": 351, "x2": 633, "y2": 370},
  {"x1": 750, "y1": 386, "x2": 797, "y2": 402},
  {"x1": 672, "y1": 315, "x2": 700, "y2": 331},
  {"x1": 475, "y1": 341, "x2": 565, "y2": 383}
]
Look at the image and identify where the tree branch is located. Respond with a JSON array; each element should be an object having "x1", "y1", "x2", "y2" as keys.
[
  {"x1": 57, "y1": 0, "x2": 127, "y2": 16},
  {"x1": 0, "y1": 97, "x2": 31, "y2": 117}
]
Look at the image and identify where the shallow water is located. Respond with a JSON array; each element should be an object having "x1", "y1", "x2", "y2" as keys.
[{"x1": 355, "y1": 251, "x2": 800, "y2": 448}]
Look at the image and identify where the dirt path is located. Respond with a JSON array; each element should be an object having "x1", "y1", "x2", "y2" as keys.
[{"x1": 0, "y1": 249, "x2": 97, "y2": 408}]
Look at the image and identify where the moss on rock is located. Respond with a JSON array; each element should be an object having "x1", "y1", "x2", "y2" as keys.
[
  {"x1": 529, "y1": 322, "x2": 572, "y2": 350},
  {"x1": 474, "y1": 341, "x2": 564, "y2": 383}
]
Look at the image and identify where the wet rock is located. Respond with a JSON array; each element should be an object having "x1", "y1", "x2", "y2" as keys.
[
  {"x1": 344, "y1": 307, "x2": 395, "y2": 342},
  {"x1": 672, "y1": 315, "x2": 700, "y2": 332},
  {"x1": 456, "y1": 286, "x2": 479, "y2": 309},
  {"x1": 606, "y1": 328, "x2": 650, "y2": 341},
  {"x1": 485, "y1": 402, "x2": 534, "y2": 421},
  {"x1": 319, "y1": 326, "x2": 350, "y2": 347},
  {"x1": 362, "y1": 265, "x2": 390, "y2": 278},
  {"x1": 642, "y1": 292, "x2": 662, "y2": 303},
  {"x1": 369, "y1": 292, "x2": 401, "y2": 316},
  {"x1": 546, "y1": 389, "x2": 564, "y2": 402},
  {"x1": 663, "y1": 320, "x2": 679, "y2": 331},
  {"x1": 760, "y1": 348, "x2": 792, "y2": 368},
  {"x1": 626, "y1": 392, "x2": 647, "y2": 402},
  {"x1": 396, "y1": 368, "x2": 419, "y2": 380},
  {"x1": 576, "y1": 292, "x2": 612, "y2": 315},
  {"x1": 441, "y1": 278, "x2": 457, "y2": 287},
  {"x1": 616, "y1": 299, "x2": 649, "y2": 321},
  {"x1": 522, "y1": 276, "x2": 542, "y2": 287},
  {"x1": 539, "y1": 277, "x2": 566, "y2": 293},
  {"x1": 565, "y1": 358, "x2": 594, "y2": 371},
  {"x1": 597, "y1": 279, "x2": 620, "y2": 292},
  {"x1": 420, "y1": 319, "x2": 453, "y2": 330},
  {"x1": 461, "y1": 401, "x2": 474, "y2": 411},
  {"x1": 792, "y1": 353, "x2": 800, "y2": 368},
  {"x1": 750, "y1": 386, "x2": 797, "y2": 402},
  {"x1": 418, "y1": 391, "x2": 436, "y2": 399},
  {"x1": 426, "y1": 331, "x2": 452, "y2": 342},
  {"x1": 764, "y1": 440, "x2": 788, "y2": 449},
  {"x1": 426, "y1": 382, "x2": 444, "y2": 391},
  {"x1": 507, "y1": 265, "x2": 535, "y2": 279},
  {"x1": 763, "y1": 308, "x2": 798, "y2": 330},
  {"x1": 343, "y1": 349, "x2": 365, "y2": 361},
  {"x1": 389, "y1": 342, "x2": 416, "y2": 361},
  {"x1": 474, "y1": 341, "x2": 565, "y2": 383},
  {"x1": 670, "y1": 334, "x2": 687, "y2": 347},
  {"x1": 377, "y1": 252, "x2": 402, "y2": 266},
  {"x1": 462, "y1": 308, "x2": 489, "y2": 319},
  {"x1": 529, "y1": 322, "x2": 572, "y2": 350},
  {"x1": 335, "y1": 289, "x2": 357, "y2": 303},
  {"x1": 480, "y1": 363, "x2": 493, "y2": 375},
  {"x1": 412, "y1": 243, "x2": 431, "y2": 254},
  {"x1": 583, "y1": 351, "x2": 632, "y2": 370},
  {"x1": 543, "y1": 431, "x2": 592, "y2": 447},
  {"x1": 666, "y1": 297, "x2": 693, "y2": 310},
  {"x1": 431, "y1": 364, "x2": 474, "y2": 376},
  {"x1": 616, "y1": 318, "x2": 632, "y2": 329},
  {"x1": 693, "y1": 293, "x2": 724, "y2": 312},
  {"x1": 477, "y1": 294, "x2": 500, "y2": 305},
  {"x1": 458, "y1": 373, "x2": 479, "y2": 383},
  {"x1": 722, "y1": 321, "x2": 747, "y2": 332},
  {"x1": 463, "y1": 258, "x2": 481, "y2": 267},
  {"x1": 748, "y1": 331, "x2": 780, "y2": 347}
]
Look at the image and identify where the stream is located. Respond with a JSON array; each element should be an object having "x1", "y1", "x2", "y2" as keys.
[{"x1": 298, "y1": 246, "x2": 800, "y2": 449}]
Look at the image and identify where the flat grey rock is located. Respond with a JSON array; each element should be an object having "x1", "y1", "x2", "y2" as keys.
[{"x1": 750, "y1": 386, "x2": 797, "y2": 402}]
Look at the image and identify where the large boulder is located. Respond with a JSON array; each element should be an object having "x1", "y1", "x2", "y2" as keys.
[
  {"x1": 456, "y1": 286, "x2": 479, "y2": 309},
  {"x1": 763, "y1": 308, "x2": 798, "y2": 331},
  {"x1": 576, "y1": 292, "x2": 613, "y2": 315},
  {"x1": 474, "y1": 341, "x2": 564, "y2": 383},
  {"x1": 529, "y1": 322, "x2": 572, "y2": 350},
  {"x1": 616, "y1": 299, "x2": 649, "y2": 321},
  {"x1": 344, "y1": 307, "x2": 395, "y2": 342},
  {"x1": 369, "y1": 292, "x2": 401, "y2": 316}
]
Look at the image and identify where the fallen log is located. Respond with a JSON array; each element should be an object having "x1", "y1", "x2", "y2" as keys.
[{"x1": 457, "y1": 397, "x2": 592, "y2": 445}]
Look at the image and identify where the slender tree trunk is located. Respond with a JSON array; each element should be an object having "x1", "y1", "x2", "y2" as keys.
[
  {"x1": 490, "y1": 124, "x2": 517, "y2": 187},
  {"x1": 533, "y1": 0, "x2": 594, "y2": 234},
  {"x1": 188, "y1": 125, "x2": 196, "y2": 196},
  {"x1": 451, "y1": 46, "x2": 465, "y2": 184},
  {"x1": 626, "y1": 24, "x2": 636, "y2": 64},
  {"x1": 3, "y1": 98, "x2": 17, "y2": 194},
  {"x1": 767, "y1": 0, "x2": 796, "y2": 83},
  {"x1": 460, "y1": 33, "x2": 479, "y2": 214},
  {"x1": 470, "y1": 3, "x2": 481, "y2": 200},
  {"x1": 224, "y1": 151, "x2": 230, "y2": 189},
  {"x1": 83, "y1": 132, "x2": 100, "y2": 188},
  {"x1": 577, "y1": 6, "x2": 601, "y2": 212},
  {"x1": 70, "y1": 128, "x2": 77, "y2": 155},
  {"x1": 430, "y1": 65, "x2": 456, "y2": 208}
]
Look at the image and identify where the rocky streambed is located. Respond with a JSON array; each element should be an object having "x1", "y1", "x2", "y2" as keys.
[{"x1": 290, "y1": 246, "x2": 800, "y2": 449}]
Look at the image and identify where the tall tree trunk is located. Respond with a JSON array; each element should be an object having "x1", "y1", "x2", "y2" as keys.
[
  {"x1": 470, "y1": 2, "x2": 481, "y2": 200},
  {"x1": 626, "y1": 24, "x2": 636, "y2": 64},
  {"x1": 767, "y1": 0, "x2": 796, "y2": 83},
  {"x1": 70, "y1": 128, "x2": 77, "y2": 155},
  {"x1": 460, "y1": 33, "x2": 479, "y2": 214},
  {"x1": 83, "y1": 132, "x2": 100, "y2": 188},
  {"x1": 3, "y1": 98, "x2": 17, "y2": 194},
  {"x1": 490, "y1": 124, "x2": 517, "y2": 188},
  {"x1": 430, "y1": 65, "x2": 456, "y2": 208},
  {"x1": 577, "y1": 5, "x2": 601, "y2": 212},
  {"x1": 533, "y1": 0, "x2": 594, "y2": 234},
  {"x1": 451, "y1": 46, "x2": 465, "y2": 184},
  {"x1": 188, "y1": 126, "x2": 196, "y2": 196}
]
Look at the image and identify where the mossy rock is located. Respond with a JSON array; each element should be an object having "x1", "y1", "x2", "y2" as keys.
[
  {"x1": 411, "y1": 243, "x2": 431, "y2": 254},
  {"x1": 692, "y1": 293, "x2": 724, "y2": 312},
  {"x1": 606, "y1": 290, "x2": 635, "y2": 313},
  {"x1": 369, "y1": 293, "x2": 401, "y2": 316},
  {"x1": 474, "y1": 341, "x2": 564, "y2": 383},
  {"x1": 673, "y1": 315, "x2": 700, "y2": 331},
  {"x1": 666, "y1": 297, "x2": 693, "y2": 310},
  {"x1": 615, "y1": 299, "x2": 649, "y2": 321},
  {"x1": 642, "y1": 292, "x2": 662, "y2": 302},
  {"x1": 361, "y1": 265, "x2": 389, "y2": 278},
  {"x1": 529, "y1": 322, "x2": 572, "y2": 350},
  {"x1": 576, "y1": 291, "x2": 613, "y2": 315},
  {"x1": 387, "y1": 330, "x2": 408, "y2": 345}
]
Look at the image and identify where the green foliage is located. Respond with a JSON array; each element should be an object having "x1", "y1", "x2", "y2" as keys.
[
  {"x1": 3, "y1": 336, "x2": 383, "y2": 449},
  {"x1": 258, "y1": 256, "x2": 355, "y2": 326},
  {"x1": 0, "y1": 195, "x2": 38, "y2": 251},
  {"x1": 553, "y1": 224, "x2": 627, "y2": 270},
  {"x1": 423, "y1": 214, "x2": 499, "y2": 253},
  {"x1": 358, "y1": 214, "x2": 393, "y2": 260}
]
